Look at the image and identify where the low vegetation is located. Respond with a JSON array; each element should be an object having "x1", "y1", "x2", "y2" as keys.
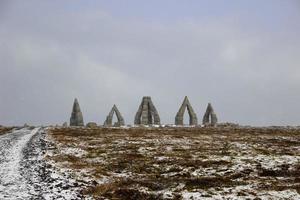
[
  {"x1": 0, "y1": 126, "x2": 13, "y2": 135},
  {"x1": 46, "y1": 126, "x2": 300, "y2": 199}
]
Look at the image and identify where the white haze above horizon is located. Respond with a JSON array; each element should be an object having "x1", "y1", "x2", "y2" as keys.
[{"x1": 0, "y1": 0, "x2": 300, "y2": 126}]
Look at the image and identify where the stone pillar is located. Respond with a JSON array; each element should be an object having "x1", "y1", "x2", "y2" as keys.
[{"x1": 70, "y1": 98, "x2": 84, "y2": 126}]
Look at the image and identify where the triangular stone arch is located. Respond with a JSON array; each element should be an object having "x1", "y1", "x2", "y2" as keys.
[
  {"x1": 202, "y1": 103, "x2": 218, "y2": 126},
  {"x1": 104, "y1": 105, "x2": 125, "y2": 127},
  {"x1": 134, "y1": 96, "x2": 160, "y2": 125},
  {"x1": 175, "y1": 96, "x2": 198, "y2": 125}
]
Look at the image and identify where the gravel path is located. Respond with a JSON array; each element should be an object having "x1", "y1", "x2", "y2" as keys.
[{"x1": 0, "y1": 128, "x2": 83, "y2": 200}]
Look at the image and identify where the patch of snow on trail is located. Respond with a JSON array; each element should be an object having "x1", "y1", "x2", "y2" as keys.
[{"x1": 0, "y1": 128, "x2": 39, "y2": 199}]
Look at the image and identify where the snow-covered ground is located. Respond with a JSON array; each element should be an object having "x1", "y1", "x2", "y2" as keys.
[
  {"x1": 1, "y1": 126, "x2": 299, "y2": 199},
  {"x1": 0, "y1": 128, "x2": 85, "y2": 200},
  {"x1": 0, "y1": 128, "x2": 39, "y2": 199},
  {"x1": 47, "y1": 127, "x2": 300, "y2": 199}
]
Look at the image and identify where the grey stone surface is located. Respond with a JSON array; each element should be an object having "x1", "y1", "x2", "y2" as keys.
[
  {"x1": 202, "y1": 103, "x2": 218, "y2": 126},
  {"x1": 103, "y1": 105, "x2": 125, "y2": 127},
  {"x1": 134, "y1": 96, "x2": 160, "y2": 125},
  {"x1": 70, "y1": 98, "x2": 84, "y2": 126},
  {"x1": 86, "y1": 122, "x2": 97, "y2": 128},
  {"x1": 175, "y1": 96, "x2": 198, "y2": 125}
]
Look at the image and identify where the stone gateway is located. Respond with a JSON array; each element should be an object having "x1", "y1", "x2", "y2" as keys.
[
  {"x1": 104, "y1": 105, "x2": 125, "y2": 127},
  {"x1": 202, "y1": 103, "x2": 218, "y2": 126},
  {"x1": 134, "y1": 96, "x2": 160, "y2": 125},
  {"x1": 175, "y1": 96, "x2": 198, "y2": 126}
]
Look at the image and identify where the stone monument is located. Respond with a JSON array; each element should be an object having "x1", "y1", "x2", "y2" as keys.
[
  {"x1": 202, "y1": 103, "x2": 218, "y2": 126},
  {"x1": 70, "y1": 98, "x2": 84, "y2": 126},
  {"x1": 175, "y1": 96, "x2": 198, "y2": 126},
  {"x1": 134, "y1": 96, "x2": 160, "y2": 125},
  {"x1": 104, "y1": 105, "x2": 125, "y2": 127}
]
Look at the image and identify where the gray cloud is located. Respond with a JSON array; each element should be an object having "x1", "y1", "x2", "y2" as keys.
[{"x1": 0, "y1": 1, "x2": 300, "y2": 126}]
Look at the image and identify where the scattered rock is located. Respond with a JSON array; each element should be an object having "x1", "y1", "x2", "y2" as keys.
[
  {"x1": 218, "y1": 122, "x2": 239, "y2": 128},
  {"x1": 86, "y1": 122, "x2": 97, "y2": 128}
]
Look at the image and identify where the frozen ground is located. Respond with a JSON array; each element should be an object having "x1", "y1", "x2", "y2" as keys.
[
  {"x1": 0, "y1": 127, "x2": 85, "y2": 200},
  {"x1": 0, "y1": 126, "x2": 299, "y2": 199},
  {"x1": 48, "y1": 127, "x2": 300, "y2": 200}
]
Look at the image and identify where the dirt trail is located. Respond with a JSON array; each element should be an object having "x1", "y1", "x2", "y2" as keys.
[
  {"x1": 0, "y1": 128, "x2": 40, "y2": 199},
  {"x1": 0, "y1": 128, "x2": 83, "y2": 200}
]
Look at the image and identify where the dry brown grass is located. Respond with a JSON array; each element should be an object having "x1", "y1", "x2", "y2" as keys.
[
  {"x1": 47, "y1": 127, "x2": 300, "y2": 199},
  {"x1": 0, "y1": 127, "x2": 13, "y2": 135}
]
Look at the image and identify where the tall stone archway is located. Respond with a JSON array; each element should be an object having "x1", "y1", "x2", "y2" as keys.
[
  {"x1": 104, "y1": 105, "x2": 125, "y2": 127},
  {"x1": 202, "y1": 103, "x2": 218, "y2": 126},
  {"x1": 175, "y1": 96, "x2": 198, "y2": 126},
  {"x1": 70, "y1": 98, "x2": 84, "y2": 126},
  {"x1": 134, "y1": 96, "x2": 160, "y2": 125}
]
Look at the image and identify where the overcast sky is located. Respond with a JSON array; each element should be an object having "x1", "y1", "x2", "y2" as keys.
[{"x1": 0, "y1": 0, "x2": 300, "y2": 126}]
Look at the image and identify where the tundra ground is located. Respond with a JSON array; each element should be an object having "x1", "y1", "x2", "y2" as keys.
[{"x1": 47, "y1": 127, "x2": 300, "y2": 199}]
